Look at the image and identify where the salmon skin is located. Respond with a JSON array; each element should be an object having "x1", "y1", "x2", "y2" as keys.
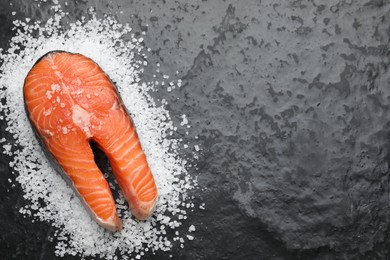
[{"x1": 23, "y1": 51, "x2": 158, "y2": 232}]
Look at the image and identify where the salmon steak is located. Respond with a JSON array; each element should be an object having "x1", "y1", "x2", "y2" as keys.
[{"x1": 23, "y1": 51, "x2": 158, "y2": 232}]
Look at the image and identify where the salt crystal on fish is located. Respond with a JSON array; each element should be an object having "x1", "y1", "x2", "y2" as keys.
[{"x1": 46, "y1": 91, "x2": 52, "y2": 99}]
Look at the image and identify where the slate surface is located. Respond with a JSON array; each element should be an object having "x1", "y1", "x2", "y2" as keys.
[{"x1": 1, "y1": 0, "x2": 390, "y2": 259}]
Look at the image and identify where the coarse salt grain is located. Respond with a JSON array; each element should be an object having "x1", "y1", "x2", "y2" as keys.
[
  {"x1": 180, "y1": 115, "x2": 188, "y2": 126},
  {"x1": 188, "y1": 225, "x2": 195, "y2": 232}
]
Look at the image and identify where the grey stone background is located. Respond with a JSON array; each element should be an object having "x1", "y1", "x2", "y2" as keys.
[{"x1": 1, "y1": 0, "x2": 390, "y2": 259}]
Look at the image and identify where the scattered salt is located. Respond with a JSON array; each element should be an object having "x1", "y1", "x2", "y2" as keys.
[
  {"x1": 46, "y1": 91, "x2": 52, "y2": 100},
  {"x1": 188, "y1": 225, "x2": 195, "y2": 232},
  {"x1": 51, "y1": 84, "x2": 60, "y2": 92},
  {"x1": 62, "y1": 127, "x2": 68, "y2": 134},
  {"x1": 0, "y1": 3, "x2": 200, "y2": 260},
  {"x1": 180, "y1": 115, "x2": 188, "y2": 126},
  {"x1": 43, "y1": 108, "x2": 52, "y2": 116}
]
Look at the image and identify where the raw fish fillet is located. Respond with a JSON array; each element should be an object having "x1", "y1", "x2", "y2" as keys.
[{"x1": 23, "y1": 51, "x2": 158, "y2": 232}]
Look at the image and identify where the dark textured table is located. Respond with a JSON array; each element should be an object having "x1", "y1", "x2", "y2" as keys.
[{"x1": 1, "y1": 0, "x2": 390, "y2": 259}]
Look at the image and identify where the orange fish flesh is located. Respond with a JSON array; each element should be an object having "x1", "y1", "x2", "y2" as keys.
[{"x1": 23, "y1": 51, "x2": 158, "y2": 232}]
